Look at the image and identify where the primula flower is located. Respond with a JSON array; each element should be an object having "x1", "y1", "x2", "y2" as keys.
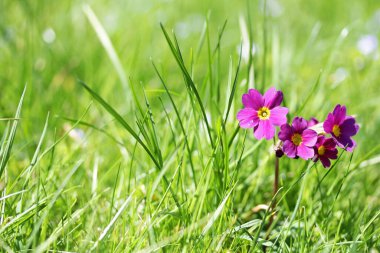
[
  {"x1": 278, "y1": 117, "x2": 317, "y2": 159},
  {"x1": 313, "y1": 136, "x2": 338, "y2": 168},
  {"x1": 237, "y1": 87, "x2": 288, "y2": 140},
  {"x1": 323, "y1": 104, "x2": 359, "y2": 152}
]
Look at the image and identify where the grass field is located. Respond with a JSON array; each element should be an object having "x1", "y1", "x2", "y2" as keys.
[{"x1": 1, "y1": 0, "x2": 380, "y2": 252}]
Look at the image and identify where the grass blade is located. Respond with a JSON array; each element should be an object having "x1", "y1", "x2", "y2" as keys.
[
  {"x1": 224, "y1": 45, "x2": 242, "y2": 125},
  {"x1": 90, "y1": 191, "x2": 135, "y2": 251},
  {"x1": 152, "y1": 62, "x2": 197, "y2": 186},
  {"x1": 82, "y1": 4, "x2": 129, "y2": 95},
  {"x1": 160, "y1": 23, "x2": 214, "y2": 147},
  {"x1": 78, "y1": 80, "x2": 160, "y2": 169},
  {"x1": 78, "y1": 80, "x2": 183, "y2": 217},
  {"x1": 0, "y1": 85, "x2": 26, "y2": 178},
  {"x1": 201, "y1": 185, "x2": 235, "y2": 236}
]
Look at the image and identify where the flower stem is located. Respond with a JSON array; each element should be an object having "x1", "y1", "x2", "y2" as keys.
[
  {"x1": 273, "y1": 156, "x2": 279, "y2": 208},
  {"x1": 264, "y1": 153, "x2": 280, "y2": 252},
  {"x1": 268, "y1": 154, "x2": 279, "y2": 230}
]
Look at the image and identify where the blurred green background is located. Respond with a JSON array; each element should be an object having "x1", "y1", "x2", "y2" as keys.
[{"x1": 1, "y1": 0, "x2": 380, "y2": 145}]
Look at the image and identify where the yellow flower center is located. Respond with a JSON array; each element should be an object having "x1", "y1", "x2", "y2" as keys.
[
  {"x1": 258, "y1": 107, "x2": 271, "y2": 120},
  {"x1": 332, "y1": 125, "x2": 341, "y2": 137},
  {"x1": 291, "y1": 133, "x2": 303, "y2": 146},
  {"x1": 318, "y1": 146, "x2": 325, "y2": 156}
]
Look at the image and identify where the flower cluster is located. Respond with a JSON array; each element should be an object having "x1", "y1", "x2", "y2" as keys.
[{"x1": 237, "y1": 87, "x2": 359, "y2": 168}]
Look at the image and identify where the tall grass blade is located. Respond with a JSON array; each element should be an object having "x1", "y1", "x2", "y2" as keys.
[
  {"x1": 0, "y1": 85, "x2": 26, "y2": 178},
  {"x1": 78, "y1": 80, "x2": 159, "y2": 168},
  {"x1": 160, "y1": 24, "x2": 214, "y2": 147},
  {"x1": 152, "y1": 62, "x2": 197, "y2": 186},
  {"x1": 224, "y1": 45, "x2": 242, "y2": 125},
  {"x1": 82, "y1": 4, "x2": 129, "y2": 96}
]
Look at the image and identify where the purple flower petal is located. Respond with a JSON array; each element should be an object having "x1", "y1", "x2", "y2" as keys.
[
  {"x1": 292, "y1": 117, "x2": 308, "y2": 133},
  {"x1": 269, "y1": 106, "x2": 288, "y2": 126},
  {"x1": 333, "y1": 104, "x2": 346, "y2": 125},
  {"x1": 323, "y1": 113, "x2": 334, "y2": 133},
  {"x1": 278, "y1": 124, "x2": 293, "y2": 141},
  {"x1": 264, "y1": 87, "x2": 283, "y2": 109},
  {"x1": 254, "y1": 120, "x2": 275, "y2": 140},
  {"x1": 313, "y1": 135, "x2": 338, "y2": 168},
  {"x1": 324, "y1": 149, "x2": 338, "y2": 159},
  {"x1": 323, "y1": 138, "x2": 337, "y2": 149},
  {"x1": 301, "y1": 129, "x2": 317, "y2": 147},
  {"x1": 237, "y1": 108, "x2": 259, "y2": 128},
  {"x1": 316, "y1": 135, "x2": 325, "y2": 146},
  {"x1": 319, "y1": 156, "x2": 331, "y2": 168},
  {"x1": 283, "y1": 140, "x2": 297, "y2": 158},
  {"x1": 297, "y1": 144, "x2": 315, "y2": 160},
  {"x1": 355, "y1": 123, "x2": 360, "y2": 133},
  {"x1": 332, "y1": 104, "x2": 341, "y2": 114},
  {"x1": 340, "y1": 117, "x2": 358, "y2": 136},
  {"x1": 335, "y1": 135, "x2": 355, "y2": 151},
  {"x1": 346, "y1": 139, "x2": 356, "y2": 152}
]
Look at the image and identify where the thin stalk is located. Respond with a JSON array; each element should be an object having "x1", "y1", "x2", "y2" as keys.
[
  {"x1": 268, "y1": 145, "x2": 280, "y2": 233},
  {"x1": 273, "y1": 156, "x2": 279, "y2": 211},
  {"x1": 264, "y1": 153, "x2": 279, "y2": 251}
]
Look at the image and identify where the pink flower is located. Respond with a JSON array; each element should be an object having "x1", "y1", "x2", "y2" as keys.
[
  {"x1": 237, "y1": 87, "x2": 288, "y2": 140},
  {"x1": 307, "y1": 117, "x2": 319, "y2": 127},
  {"x1": 278, "y1": 117, "x2": 318, "y2": 159}
]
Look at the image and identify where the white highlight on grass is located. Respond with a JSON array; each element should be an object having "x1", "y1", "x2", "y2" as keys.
[
  {"x1": 359, "y1": 155, "x2": 380, "y2": 168},
  {"x1": 259, "y1": 0, "x2": 283, "y2": 17},
  {"x1": 216, "y1": 219, "x2": 262, "y2": 251},
  {"x1": 331, "y1": 67, "x2": 349, "y2": 87},
  {"x1": 239, "y1": 15, "x2": 256, "y2": 63},
  {"x1": 0, "y1": 190, "x2": 26, "y2": 202},
  {"x1": 67, "y1": 127, "x2": 86, "y2": 143},
  {"x1": 340, "y1": 28, "x2": 349, "y2": 38},
  {"x1": 42, "y1": 28, "x2": 56, "y2": 44},
  {"x1": 201, "y1": 186, "x2": 235, "y2": 236},
  {"x1": 90, "y1": 191, "x2": 135, "y2": 251},
  {"x1": 0, "y1": 202, "x2": 44, "y2": 234},
  {"x1": 357, "y1": 35, "x2": 378, "y2": 56},
  {"x1": 174, "y1": 14, "x2": 204, "y2": 39}
]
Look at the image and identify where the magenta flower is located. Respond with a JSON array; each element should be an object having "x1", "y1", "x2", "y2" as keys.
[
  {"x1": 323, "y1": 104, "x2": 359, "y2": 152},
  {"x1": 237, "y1": 87, "x2": 288, "y2": 140},
  {"x1": 313, "y1": 136, "x2": 338, "y2": 168},
  {"x1": 307, "y1": 117, "x2": 319, "y2": 127},
  {"x1": 278, "y1": 117, "x2": 318, "y2": 159}
]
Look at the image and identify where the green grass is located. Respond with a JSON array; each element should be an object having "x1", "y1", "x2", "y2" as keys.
[{"x1": 1, "y1": 0, "x2": 380, "y2": 252}]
